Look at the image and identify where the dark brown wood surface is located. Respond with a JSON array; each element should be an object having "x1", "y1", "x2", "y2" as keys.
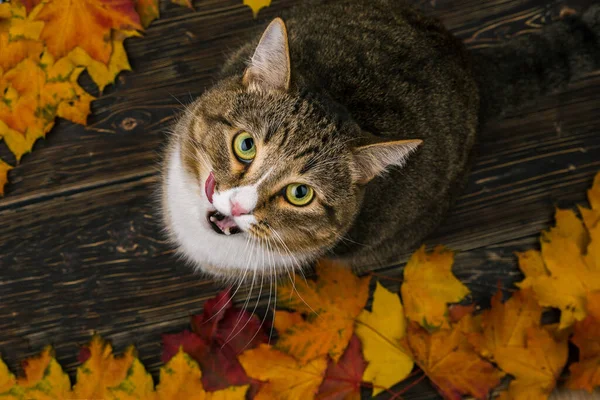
[{"x1": 1, "y1": 0, "x2": 599, "y2": 398}]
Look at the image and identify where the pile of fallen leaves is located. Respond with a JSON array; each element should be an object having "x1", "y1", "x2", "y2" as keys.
[
  {"x1": 0, "y1": 0, "x2": 270, "y2": 195},
  {"x1": 1, "y1": 172, "x2": 598, "y2": 399}
]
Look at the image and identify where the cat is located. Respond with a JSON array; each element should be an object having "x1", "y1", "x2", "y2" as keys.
[{"x1": 160, "y1": 0, "x2": 600, "y2": 279}]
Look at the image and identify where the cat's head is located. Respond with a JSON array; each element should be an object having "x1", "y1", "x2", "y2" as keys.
[{"x1": 161, "y1": 18, "x2": 421, "y2": 279}]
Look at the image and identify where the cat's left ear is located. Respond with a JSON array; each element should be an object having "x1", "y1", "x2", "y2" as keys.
[
  {"x1": 352, "y1": 139, "x2": 423, "y2": 185},
  {"x1": 243, "y1": 18, "x2": 291, "y2": 92}
]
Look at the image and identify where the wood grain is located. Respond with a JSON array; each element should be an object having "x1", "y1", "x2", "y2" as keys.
[{"x1": 0, "y1": 1, "x2": 598, "y2": 398}]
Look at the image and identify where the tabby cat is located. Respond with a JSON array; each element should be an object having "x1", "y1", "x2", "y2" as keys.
[{"x1": 161, "y1": 0, "x2": 600, "y2": 278}]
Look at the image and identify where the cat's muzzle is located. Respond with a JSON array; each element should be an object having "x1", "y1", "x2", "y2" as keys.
[{"x1": 207, "y1": 210, "x2": 242, "y2": 236}]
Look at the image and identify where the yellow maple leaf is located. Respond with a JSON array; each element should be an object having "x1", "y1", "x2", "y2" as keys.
[
  {"x1": 35, "y1": 0, "x2": 142, "y2": 64},
  {"x1": 354, "y1": 281, "x2": 413, "y2": 396},
  {"x1": 16, "y1": 347, "x2": 72, "y2": 399},
  {"x1": 0, "y1": 358, "x2": 16, "y2": 393},
  {"x1": 517, "y1": 175, "x2": 600, "y2": 329},
  {"x1": 469, "y1": 288, "x2": 543, "y2": 362},
  {"x1": 155, "y1": 349, "x2": 248, "y2": 400},
  {"x1": 238, "y1": 344, "x2": 328, "y2": 400},
  {"x1": 244, "y1": 0, "x2": 271, "y2": 17},
  {"x1": 566, "y1": 291, "x2": 600, "y2": 392},
  {"x1": 405, "y1": 322, "x2": 504, "y2": 400},
  {"x1": 107, "y1": 358, "x2": 154, "y2": 400},
  {"x1": 276, "y1": 259, "x2": 370, "y2": 363},
  {"x1": 71, "y1": 336, "x2": 136, "y2": 399},
  {"x1": 0, "y1": 160, "x2": 12, "y2": 196},
  {"x1": 401, "y1": 245, "x2": 470, "y2": 330},
  {"x1": 495, "y1": 327, "x2": 568, "y2": 400},
  {"x1": 0, "y1": 2, "x2": 44, "y2": 71},
  {"x1": 136, "y1": 0, "x2": 159, "y2": 28},
  {"x1": 68, "y1": 29, "x2": 141, "y2": 93}
]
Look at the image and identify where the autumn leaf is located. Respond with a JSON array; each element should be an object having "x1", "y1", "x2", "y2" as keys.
[
  {"x1": 354, "y1": 281, "x2": 413, "y2": 396},
  {"x1": 316, "y1": 335, "x2": 366, "y2": 400},
  {"x1": 470, "y1": 289, "x2": 568, "y2": 399},
  {"x1": 155, "y1": 349, "x2": 248, "y2": 400},
  {"x1": 239, "y1": 344, "x2": 328, "y2": 400},
  {"x1": 71, "y1": 336, "x2": 136, "y2": 399},
  {"x1": 495, "y1": 327, "x2": 568, "y2": 400},
  {"x1": 108, "y1": 357, "x2": 155, "y2": 400},
  {"x1": 35, "y1": 0, "x2": 142, "y2": 64},
  {"x1": 136, "y1": 0, "x2": 159, "y2": 28},
  {"x1": 68, "y1": 29, "x2": 141, "y2": 92},
  {"x1": 0, "y1": 160, "x2": 12, "y2": 196},
  {"x1": 469, "y1": 288, "x2": 543, "y2": 361},
  {"x1": 0, "y1": 4, "x2": 44, "y2": 71},
  {"x1": 171, "y1": 0, "x2": 194, "y2": 9},
  {"x1": 162, "y1": 288, "x2": 267, "y2": 392},
  {"x1": 16, "y1": 347, "x2": 72, "y2": 399},
  {"x1": 244, "y1": 0, "x2": 271, "y2": 17},
  {"x1": 0, "y1": 358, "x2": 16, "y2": 393},
  {"x1": 401, "y1": 245, "x2": 470, "y2": 330},
  {"x1": 517, "y1": 185, "x2": 600, "y2": 328},
  {"x1": 566, "y1": 291, "x2": 600, "y2": 392},
  {"x1": 276, "y1": 259, "x2": 370, "y2": 364},
  {"x1": 405, "y1": 321, "x2": 503, "y2": 400}
]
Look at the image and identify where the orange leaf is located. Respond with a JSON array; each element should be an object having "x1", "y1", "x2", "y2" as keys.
[
  {"x1": 238, "y1": 344, "x2": 328, "y2": 400},
  {"x1": 136, "y1": 0, "x2": 159, "y2": 28},
  {"x1": 71, "y1": 336, "x2": 136, "y2": 399},
  {"x1": 566, "y1": 291, "x2": 600, "y2": 392},
  {"x1": 243, "y1": 0, "x2": 271, "y2": 18},
  {"x1": 35, "y1": 0, "x2": 142, "y2": 63},
  {"x1": 401, "y1": 245, "x2": 470, "y2": 330},
  {"x1": 16, "y1": 347, "x2": 72, "y2": 399},
  {"x1": 0, "y1": 3, "x2": 44, "y2": 71},
  {"x1": 0, "y1": 160, "x2": 12, "y2": 196},
  {"x1": 405, "y1": 321, "x2": 503, "y2": 400},
  {"x1": 0, "y1": 358, "x2": 16, "y2": 393},
  {"x1": 495, "y1": 327, "x2": 568, "y2": 400},
  {"x1": 155, "y1": 349, "x2": 249, "y2": 400},
  {"x1": 276, "y1": 259, "x2": 370, "y2": 363},
  {"x1": 469, "y1": 289, "x2": 543, "y2": 362}
]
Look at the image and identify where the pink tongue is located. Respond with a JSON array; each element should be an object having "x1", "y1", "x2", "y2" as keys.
[
  {"x1": 214, "y1": 216, "x2": 238, "y2": 232},
  {"x1": 205, "y1": 172, "x2": 215, "y2": 204}
]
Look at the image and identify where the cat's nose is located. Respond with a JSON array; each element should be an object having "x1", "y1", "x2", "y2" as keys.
[{"x1": 230, "y1": 201, "x2": 249, "y2": 216}]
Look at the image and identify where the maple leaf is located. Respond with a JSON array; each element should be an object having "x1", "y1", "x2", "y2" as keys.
[
  {"x1": 238, "y1": 344, "x2": 328, "y2": 400},
  {"x1": 162, "y1": 288, "x2": 267, "y2": 391},
  {"x1": 0, "y1": 358, "x2": 16, "y2": 393},
  {"x1": 68, "y1": 29, "x2": 140, "y2": 92},
  {"x1": 135, "y1": 0, "x2": 159, "y2": 28},
  {"x1": 155, "y1": 349, "x2": 249, "y2": 400},
  {"x1": 405, "y1": 321, "x2": 503, "y2": 400},
  {"x1": 401, "y1": 245, "x2": 470, "y2": 330},
  {"x1": 316, "y1": 335, "x2": 366, "y2": 400},
  {"x1": 354, "y1": 281, "x2": 414, "y2": 396},
  {"x1": 108, "y1": 357, "x2": 155, "y2": 400},
  {"x1": 71, "y1": 336, "x2": 136, "y2": 399},
  {"x1": 566, "y1": 291, "x2": 600, "y2": 392},
  {"x1": 0, "y1": 3, "x2": 44, "y2": 72},
  {"x1": 470, "y1": 289, "x2": 568, "y2": 399},
  {"x1": 244, "y1": 0, "x2": 271, "y2": 17},
  {"x1": 276, "y1": 259, "x2": 370, "y2": 364},
  {"x1": 171, "y1": 0, "x2": 194, "y2": 9},
  {"x1": 469, "y1": 288, "x2": 543, "y2": 361},
  {"x1": 35, "y1": 0, "x2": 142, "y2": 64},
  {"x1": 11, "y1": 0, "x2": 43, "y2": 14},
  {"x1": 0, "y1": 160, "x2": 12, "y2": 196},
  {"x1": 517, "y1": 190, "x2": 600, "y2": 328},
  {"x1": 15, "y1": 347, "x2": 72, "y2": 399}
]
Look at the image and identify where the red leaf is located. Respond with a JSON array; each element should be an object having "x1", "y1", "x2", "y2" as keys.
[
  {"x1": 317, "y1": 335, "x2": 366, "y2": 400},
  {"x1": 78, "y1": 346, "x2": 91, "y2": 364},
  {"x1": 163, "y1": 289, "x2": 268, "y2": 392}
]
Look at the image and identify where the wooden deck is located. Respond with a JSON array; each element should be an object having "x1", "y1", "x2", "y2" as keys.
[{"x1": 1, "y1": 0, "x2": 599, "y2": 397}]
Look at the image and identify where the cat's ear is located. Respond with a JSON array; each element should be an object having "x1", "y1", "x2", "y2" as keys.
[
  {"x1": 352, "y1": 139, "x2": 423, "y2": 184},
  {"x1": 243, "y1": 18, "x2": 291, "y2": 92}
]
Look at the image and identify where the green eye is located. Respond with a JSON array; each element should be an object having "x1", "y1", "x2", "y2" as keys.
[
  {"x1": 233, "y1": 131, "x2": 256, "y2": 162},
  {"x1": 285, "y1": 183, "x2": 314, "y2": 206}
]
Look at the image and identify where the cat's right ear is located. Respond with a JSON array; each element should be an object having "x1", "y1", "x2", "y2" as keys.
[
  {"x1": 351, "y1": 139, "x2": 423, "y2": 185},
  {"x1": 243, "y1": 18, "x2": 291, "y2": 92}
]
